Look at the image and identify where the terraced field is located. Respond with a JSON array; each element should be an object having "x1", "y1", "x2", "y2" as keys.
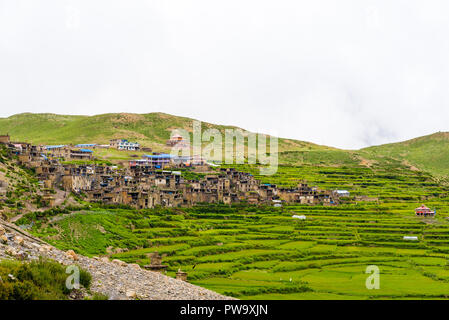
[
  {"x1": 20, "y1": 199, "x2": 449, "y2": 300},
  {"x1": 225, "y1": 161, "x2": 448, "y2": 201},
  {"x1": 18, "y1": 163, "x2": 449, "y2": 299}
]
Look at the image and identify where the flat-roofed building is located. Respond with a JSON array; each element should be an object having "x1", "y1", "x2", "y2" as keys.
[
  {"x1": 110, "y1": 139, "x2": 140, "y2": 151},
  {"x1": 0, "y1": 135, "x2": 10, "y2": 144}
]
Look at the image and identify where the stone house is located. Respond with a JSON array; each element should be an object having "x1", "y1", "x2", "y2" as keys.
[
  {"x1": 0, "y1": 135, "x2": 10, "y2": 144},
  {"x1": 11, "y1": 139, "x2": 341, "y2": 210},
  {"x1": 0, "y1": 180, "x2": 8, "y2": 198}
]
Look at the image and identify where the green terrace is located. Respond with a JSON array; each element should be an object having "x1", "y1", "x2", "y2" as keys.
[
  {"x1": 20, "y1": 200, "x2": 449, "y2": 299},
  {"x1": 223, "y1": 164, "x2": 448, "y2": 201}
]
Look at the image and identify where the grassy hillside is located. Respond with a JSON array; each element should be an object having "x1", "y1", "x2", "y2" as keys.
[
  {"x1": 0, "y1": 113, "x2": 327, "y2": 154},
  {"x1": 1, "y1": 113, "x2": 449, "y2": 178},
  {"x1": 19, "y1": 151, "x2": 449, "y2": 299},
  {"x1": 0, "y1": 144, "x2": 43, "y2": 219},
  {"x1": 6, "y1": 113, "x2": 449, "y2": 300},
  {"x1": 362, "y1": 132, "x2": 449, "y2": 179}
]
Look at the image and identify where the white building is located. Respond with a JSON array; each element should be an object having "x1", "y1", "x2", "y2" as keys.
[
  {"x1": 334, "y1": 190, "x2": 350, "y2": 197},
  {"x1": 110, "y1": 139, "x2": 140, "y2": 151},
  {"x1": 273, "y1": 199, "x2": 283, "y2": 207}
]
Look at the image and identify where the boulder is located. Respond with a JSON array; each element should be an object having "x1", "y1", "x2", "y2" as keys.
[
  {"x1": 0, "y1": 235, "x2": 7, "y2": 244},
  {"x1": 34, "y1": 243, "x2": 52, "y2": 253},
  {"x1": 13, "y1": 236, "x2": 24, "y2": 246},
  {"x1": 65, "y1": 250, "x2": 78, "y2": 261},
  {"x1": 5, "y1": 247, "x2": 16, "y2": 256},
  {"x1": 129, "y1": 263, "x2": 141, "y2": 270},
  {"x1": 126, "y1": 290, "x2": 137, "y2": 299},
  {"x1": 30, "y1": 242, "x2": 41, "y2": 249},
  {"x1": 112, "y1": 259, "x2": 127, "y2": 267}
]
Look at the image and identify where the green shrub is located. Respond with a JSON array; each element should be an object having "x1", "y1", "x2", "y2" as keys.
[{"x1": 0, "y1": 259, "x2": 92, "y2": 300}]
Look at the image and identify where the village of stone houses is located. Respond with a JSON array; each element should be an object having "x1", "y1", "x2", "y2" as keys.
[{"x1": 2, "y1": 119, "x2": 449, "y2": 301}]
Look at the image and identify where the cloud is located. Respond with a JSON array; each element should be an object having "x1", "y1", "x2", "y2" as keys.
[{"x1": 0, "y1": 0, "x2": 449, "y2": 149}]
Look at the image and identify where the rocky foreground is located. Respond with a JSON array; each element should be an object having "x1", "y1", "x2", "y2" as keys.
[{"x1": 0, "y1": 219, "x2": 235, "y2": 300}]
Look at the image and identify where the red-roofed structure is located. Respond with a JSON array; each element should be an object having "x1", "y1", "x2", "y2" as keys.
[
  {"x1": 415, "y1": 205, "x2": 436, "y2": 216},
  {"x1": 166, "y1": 134, "x2": 188, "y2": 147}
]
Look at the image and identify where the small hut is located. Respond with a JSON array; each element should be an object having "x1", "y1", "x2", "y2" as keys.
[
  {"x1": 176, "y1": 269, "x2": 188, "y2": 281},
  {"x1": 415, "y1": 205, "x2": 436, "y2": 217},
  {"x1": 143, "y1": 252, "x2": 167, "y2": 273}
]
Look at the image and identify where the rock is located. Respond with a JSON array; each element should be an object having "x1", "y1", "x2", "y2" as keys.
[
  {"x1": 66, "y1": 250, "x2": 78, "y2": 261},
  {"x1": 15, "y1": 250, "x2": 28, "y2": 260},
  {"x1": 0, "y1": 235, "x2": 7, "y2": 244},
  {"x1": 38, "y1": 244, "x2": 54, "y2": 254},
  {"x1": 42, "y1": 245, "x2": 53, "y2": 252},
  {"x1": 22, "y1": 242, "x2": 32, "y2": 249},
  {"x1": 30, "y1": 242, "x2": 41, "y2": 249},
  {"x1": 38, "y1": 245, "x2": 53, "y2": 254},
  {"x1": 13, "y1": 236, "x2": 24, "y2": 246},
  {"x1": 112, "y1": 259, "x2": 127, "y2": 267},
  {"x1": 126, "y1": 290, "x2": 137, "y2": 299},
  {"x1": 0, "y1": 220, "x2": 234, "y2": 301},
  {"x1": 5, "y1": 247, "x2": 16, "y2": 256},
  {"x1": 0, "y1": 225, "x2": 5, "y2": 236},
  {"x1": 68, "y1": 288, "x2": 87, "y2": 300}
]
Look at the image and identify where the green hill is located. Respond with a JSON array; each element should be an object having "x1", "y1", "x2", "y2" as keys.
[
  {"x1": 1, "y1": 113, "x2": 449, "y2": 178},
  {"x1": 0, "y1": 112, "x2": 328, "y2": 154},
  {"x1": 362, "y1": 132, "x2": 449, "y2": 179}
]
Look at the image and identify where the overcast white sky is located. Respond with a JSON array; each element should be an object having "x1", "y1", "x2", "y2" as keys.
[{"x1": 1, "y1": 0, "x2": 449, "y2": 149}]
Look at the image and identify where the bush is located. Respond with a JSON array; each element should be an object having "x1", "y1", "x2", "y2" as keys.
[
  {"x1": 79, "y1": 267, "x2": 92, "y2": 289},
  {"x1": 86, "y1": 293, "x2": 109, "y2": 300},
  {"x1": 0, "y1": 258, "x2": 93, "y2": 300}
]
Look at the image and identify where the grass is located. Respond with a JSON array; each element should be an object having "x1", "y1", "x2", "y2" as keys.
[
  {"x1": 4, "y1": 113, "x2": 449, "y2": 181},
  {"x1": 23, "y1": 194, "x2": 449, "y2": 299},
  {"x1": 0, "y1": 258, "x2": 91, "y2": 300},
  {"x1": 0, "y1": 112, "x2": 321, "y2": 156},
  {"x1": 362, "y1": 132, "x2": 449, "y2": 179},
  {"x1": 16, "y1": 150, "x2": 449, "y2": 299},
  {"x1": 4, "y1": 115, "x2": 449, "y2": 299}
]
